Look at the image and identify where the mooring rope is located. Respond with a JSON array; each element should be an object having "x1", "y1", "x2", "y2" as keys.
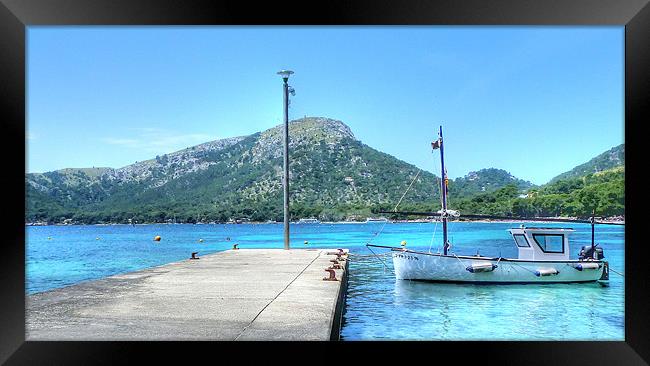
[
  {"x1": 451, "y1": 253, "x2": 466, "y2": 269},
  {"x1": 428, "y1": 220, "x2": 439, "y2": 253},
  {"x1": 608, "y1": 267, "x2": 624, "y2": 277},
  {"x1": 366, "y1": 220, "x2": 389, "y2": 246},
  {"x1": 393, "y1": 170, "x2": 421, "y2": 211},
  {"x1": 561, "y1": 262, "x2": 625, "y2": 278},
  {"x1": 508, "y1": 261, "x2": 539, "y2": 276},
  {"x1": 349, "y1": 252, "x2": 392, "y2": 258},
  {"x1": 366, "y1": 245, "x2": 394, "y2": 273},
  {"x1": 366, "y1": 169, "x2": 421, "y2": 246}
]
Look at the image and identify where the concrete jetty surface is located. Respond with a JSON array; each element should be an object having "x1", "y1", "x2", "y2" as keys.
[{"x1": 27, "y1": 249, "x2": 349, "y2": 340}]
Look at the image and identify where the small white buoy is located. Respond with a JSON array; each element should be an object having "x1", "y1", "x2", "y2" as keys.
[
  {"x1": 535, "y1": 268, "x2": 559, "y2": 277},
  {"x1": 574, "y1": 262, "x2": 600, "y2": 271},
  {"x1": 466, "y1": 262, "x2": 497, "y2": 273}
]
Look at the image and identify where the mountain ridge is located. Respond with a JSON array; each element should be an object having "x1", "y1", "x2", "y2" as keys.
[
  {"x1": 26, "y1": 117, "x2": 622, "y2": 224},
  {"x1": 549, "y1": 144, "x2": 624, "y2": 183}
]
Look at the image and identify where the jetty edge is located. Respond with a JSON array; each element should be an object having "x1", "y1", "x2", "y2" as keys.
[{"x1": 27, "y1": 248, "x2": 349, "y2": 341}]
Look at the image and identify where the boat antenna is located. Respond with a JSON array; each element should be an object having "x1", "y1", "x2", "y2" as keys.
[{"x1": 590, "y1": 208, "x2": 596, "y2": 256}]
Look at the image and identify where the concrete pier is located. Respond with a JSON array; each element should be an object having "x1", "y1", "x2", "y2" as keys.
[{"x1": 26, "y1": 249, "x2": 349, "y2": 340}]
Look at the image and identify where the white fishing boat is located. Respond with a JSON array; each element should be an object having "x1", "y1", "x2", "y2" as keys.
[
  {"x1": 297, "y1": 218, "x2": 320, "y2": 224},
  {"x1": 366, "y1": 217, "x2": 390, "y2": 223},
  {"x1": 367, "y1": 126, "x2": 621, "y2": 284}
]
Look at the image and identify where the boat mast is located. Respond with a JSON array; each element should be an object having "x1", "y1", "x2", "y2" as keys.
[{"x1": 438, "y1": 126, "x2": 449, "y2": 255}]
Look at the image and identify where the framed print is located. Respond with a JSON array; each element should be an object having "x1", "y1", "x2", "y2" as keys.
[{"x1": 1, "y1": 0, "x2": 648, "y2": 364}]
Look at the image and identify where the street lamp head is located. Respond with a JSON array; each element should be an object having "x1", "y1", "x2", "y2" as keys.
[{"x1": 277, "y1": 69, "x2": 294, "y2": 81}]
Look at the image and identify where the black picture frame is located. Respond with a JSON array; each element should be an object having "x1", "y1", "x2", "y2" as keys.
[{"x1": 1, "y1": 0, "x2": 648, "y2": 364}]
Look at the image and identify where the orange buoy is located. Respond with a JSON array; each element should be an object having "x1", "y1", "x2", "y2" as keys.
[{"x1": 154, "y1": 236, "x2": 161, "y2": 242}]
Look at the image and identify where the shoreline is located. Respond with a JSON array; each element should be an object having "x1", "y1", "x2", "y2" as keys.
[{"x1": 26, "y1": 218, "x2": 625, "y2": 226}]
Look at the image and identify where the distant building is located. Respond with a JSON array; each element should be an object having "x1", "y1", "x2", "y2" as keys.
[{"x1": 467, "y1": 172, "x2": 479, "y2": 181}]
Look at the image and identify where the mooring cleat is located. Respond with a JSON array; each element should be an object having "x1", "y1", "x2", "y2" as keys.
[{"x1": 323, "y1": 268, "x2": 338, "y2": 281}]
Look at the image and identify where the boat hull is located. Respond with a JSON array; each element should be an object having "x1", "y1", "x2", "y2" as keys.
[{"x1": 392, "y1": 250, "x2": 604, "y2": 283}]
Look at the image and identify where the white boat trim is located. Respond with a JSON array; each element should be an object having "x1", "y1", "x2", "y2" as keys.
[
  {"x1": 382, "y1": 246, "x2": 605, "y2": 283},
  {"x1": 370, "y1": 244, "x2": 603, "y2": 263}
]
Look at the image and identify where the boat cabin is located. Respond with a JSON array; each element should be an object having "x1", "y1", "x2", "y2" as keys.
[{"x1": 508, "y1": 226, "x2": 574, "y2": 261}]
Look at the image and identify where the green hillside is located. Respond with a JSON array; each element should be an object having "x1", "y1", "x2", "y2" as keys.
[
  {"x1": 26, "y1": 118, "x2": 623, "y2": 224},
  {"x1": 448, "y1": 168, "x2": 533, "y2": 198},
  {"x1": 549, "y1": 144, "x2": 624, "y2": 183},
  {"x1": 447, "y1": 165, "x2": 624, "y2": 218},
  {"x1": 27, "y1": 118, "x2": 442, "y2": 223}
]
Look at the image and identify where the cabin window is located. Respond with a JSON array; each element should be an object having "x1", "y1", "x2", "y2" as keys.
[
  {"x1": 513, "y1": 234, "x2": 530, "y2": 248},
  {"x1": 532, "y1": 234, "x2": 564, "y2": 253}
]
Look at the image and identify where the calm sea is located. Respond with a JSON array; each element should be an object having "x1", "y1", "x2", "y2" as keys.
[{"x1": 26, "y1": 221, "x2": 624, "y2": 340}]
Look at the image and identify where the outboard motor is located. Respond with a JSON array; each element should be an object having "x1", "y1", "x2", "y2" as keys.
[{"x1": 579, "y1": 244, "x2": 604, "y2": 260}]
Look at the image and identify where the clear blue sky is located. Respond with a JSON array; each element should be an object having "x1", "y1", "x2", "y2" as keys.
[{"x1": 27, "y1": 26, "x2": 624, "y2": 185}]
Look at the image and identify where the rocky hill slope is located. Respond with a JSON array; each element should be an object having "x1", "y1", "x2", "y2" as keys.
[{"x1": 25, "y1": 117, "x2": 544, "y2": 224}]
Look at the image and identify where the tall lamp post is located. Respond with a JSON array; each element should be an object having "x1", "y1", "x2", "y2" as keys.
[{"x1": 277, "y1": 70, "x2": 294, "y2": 250}]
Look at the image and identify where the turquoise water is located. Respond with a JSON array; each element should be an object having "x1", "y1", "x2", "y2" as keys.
[{"x1": 26, "y1": 222, "x2": 624, "y2": 340}]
